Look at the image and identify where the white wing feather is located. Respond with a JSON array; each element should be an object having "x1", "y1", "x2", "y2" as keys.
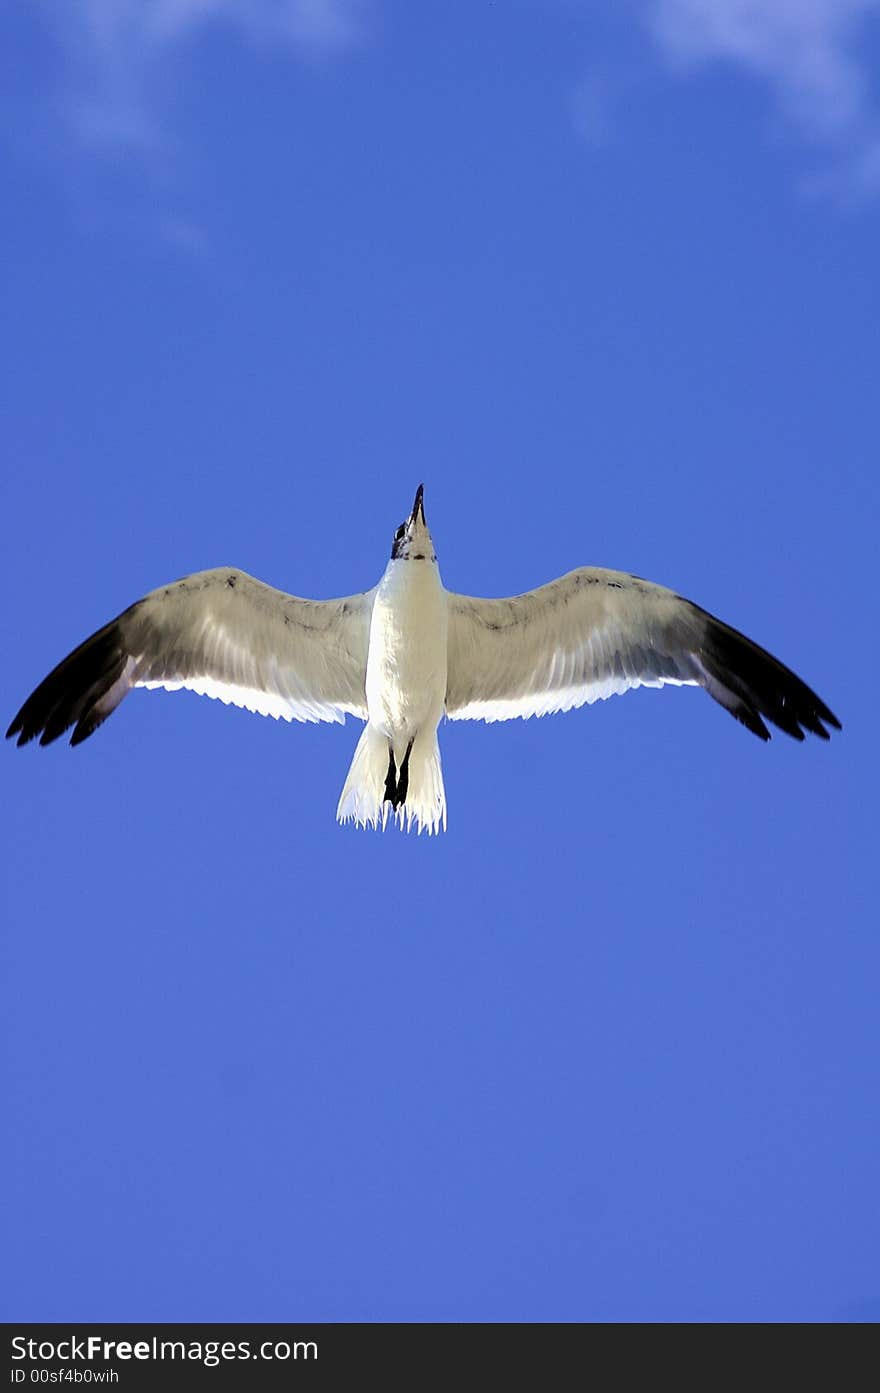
[
  {"x1": 445, "y1": 568, "x2": 699, "y2": 722},
  {"x1": 445, "y1": 566, "x2": 839, "y2": 742},
  {"x1": 129, "y1": 569, "x2": 373, "y2": 725},
  {"x1": 8, "y1": 567, "x2": 374, "y2": 746},
  {"x1": 9, "y1": 563, "x2": 840, "y2": 751}
]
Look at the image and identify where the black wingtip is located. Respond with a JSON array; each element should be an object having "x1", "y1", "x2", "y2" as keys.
[
  {"x1": 8, "y1": 620, "x2": 131, "y2": 751},
  {"x1": 731, "y1": 705, "x2": 772, "y2": 742},
  {"x1": 691, "y1": 605, "x2": 840, "y2": 744}
]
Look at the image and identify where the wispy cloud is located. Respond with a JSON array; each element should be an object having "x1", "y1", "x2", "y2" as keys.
[
  {"x1": 38, "y1": 0, "x2": 363, "y2": 156},
  {"x1": 644, "y1": 0, "x2": 880, "y2": 196},
  {"x1": 570, "y1": 71, "x2": 616, "y2": 148},
  {"x1": 159, "y1": 214, "x2": 211, "y2": 255},
  {"x1": 14, "y1": 1, "x2": 364, "y2": 251}
]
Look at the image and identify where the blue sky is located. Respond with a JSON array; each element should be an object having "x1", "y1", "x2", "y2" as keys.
[{"x1": 2, "y1": 1, "x2": 878, "y2": 1323}]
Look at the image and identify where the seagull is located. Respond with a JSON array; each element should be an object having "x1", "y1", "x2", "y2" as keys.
[{"x1": 7, "y1": 484, "x2": 839, "y2": 833}]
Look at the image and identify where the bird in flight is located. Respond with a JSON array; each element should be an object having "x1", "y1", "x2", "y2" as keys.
[{"x1": 8, "y1": 485, "x2": 839, "y2": 833}]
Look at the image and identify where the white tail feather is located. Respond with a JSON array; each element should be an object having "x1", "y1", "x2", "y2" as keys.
[{"x1": 336, "y1": 724, "x2": 447, "y2": 834}]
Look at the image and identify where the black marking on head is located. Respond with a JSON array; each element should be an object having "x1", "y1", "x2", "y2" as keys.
[
  {"x1": 391, "y1": 534, "x2": 436, "y2": 563},
  {"x1": 390, "y1": 487, "x2": 434, "y2": 560},
  {"x1": 226, "y1": 574, "x2": 237, "y2": 588}
]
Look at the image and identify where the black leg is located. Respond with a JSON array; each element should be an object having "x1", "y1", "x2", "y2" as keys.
[
  {"x1": 397, "y1": 740, "x2": 414, "y2": 805},
  {"x1": 383, "y1": 747, "x2": 398, "y2": 806}
]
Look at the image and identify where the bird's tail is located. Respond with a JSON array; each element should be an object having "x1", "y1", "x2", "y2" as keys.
[{"x1": 336, "y1": 724, "x2": 447, "y2": 834}]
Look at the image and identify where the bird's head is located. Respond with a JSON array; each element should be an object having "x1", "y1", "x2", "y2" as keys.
[{"x1": 390, "y1": 484, "x2": 436, "y2": 561}]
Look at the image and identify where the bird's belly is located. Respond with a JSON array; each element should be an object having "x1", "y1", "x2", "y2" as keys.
[{"x1": 365, "y1": 590, "x2": 447, "y2": 740}]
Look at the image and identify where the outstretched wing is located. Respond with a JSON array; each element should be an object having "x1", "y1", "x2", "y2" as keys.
[
  {"x1": 445, "y1": 567, "x2": 839, "y2": 741},
  {"x1": 8, "y1": 567, "x2": 375, "y2": 747}
]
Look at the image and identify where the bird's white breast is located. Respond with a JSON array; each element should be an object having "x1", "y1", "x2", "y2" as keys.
[{"x1": 365, "y1": 559, "x2": 448, "y2": 741}]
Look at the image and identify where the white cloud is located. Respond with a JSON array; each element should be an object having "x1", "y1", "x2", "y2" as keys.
[
  {"x1": 39, "y1": 0, "x2": 363, "y2": 154},
  {"x1": 570, "y1": 71, "x2": 615, "y2": 147},
  {"x1": 160, "y1": 215, "x2": 210, "y2": 254},
  {"x1": 645, "y1": 0, "x2": 880, "y2": 194}
]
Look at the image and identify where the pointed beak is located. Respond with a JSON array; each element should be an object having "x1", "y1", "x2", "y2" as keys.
[{"x1": 410, "y1": 483, "x2": 426, "y2": 527}]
